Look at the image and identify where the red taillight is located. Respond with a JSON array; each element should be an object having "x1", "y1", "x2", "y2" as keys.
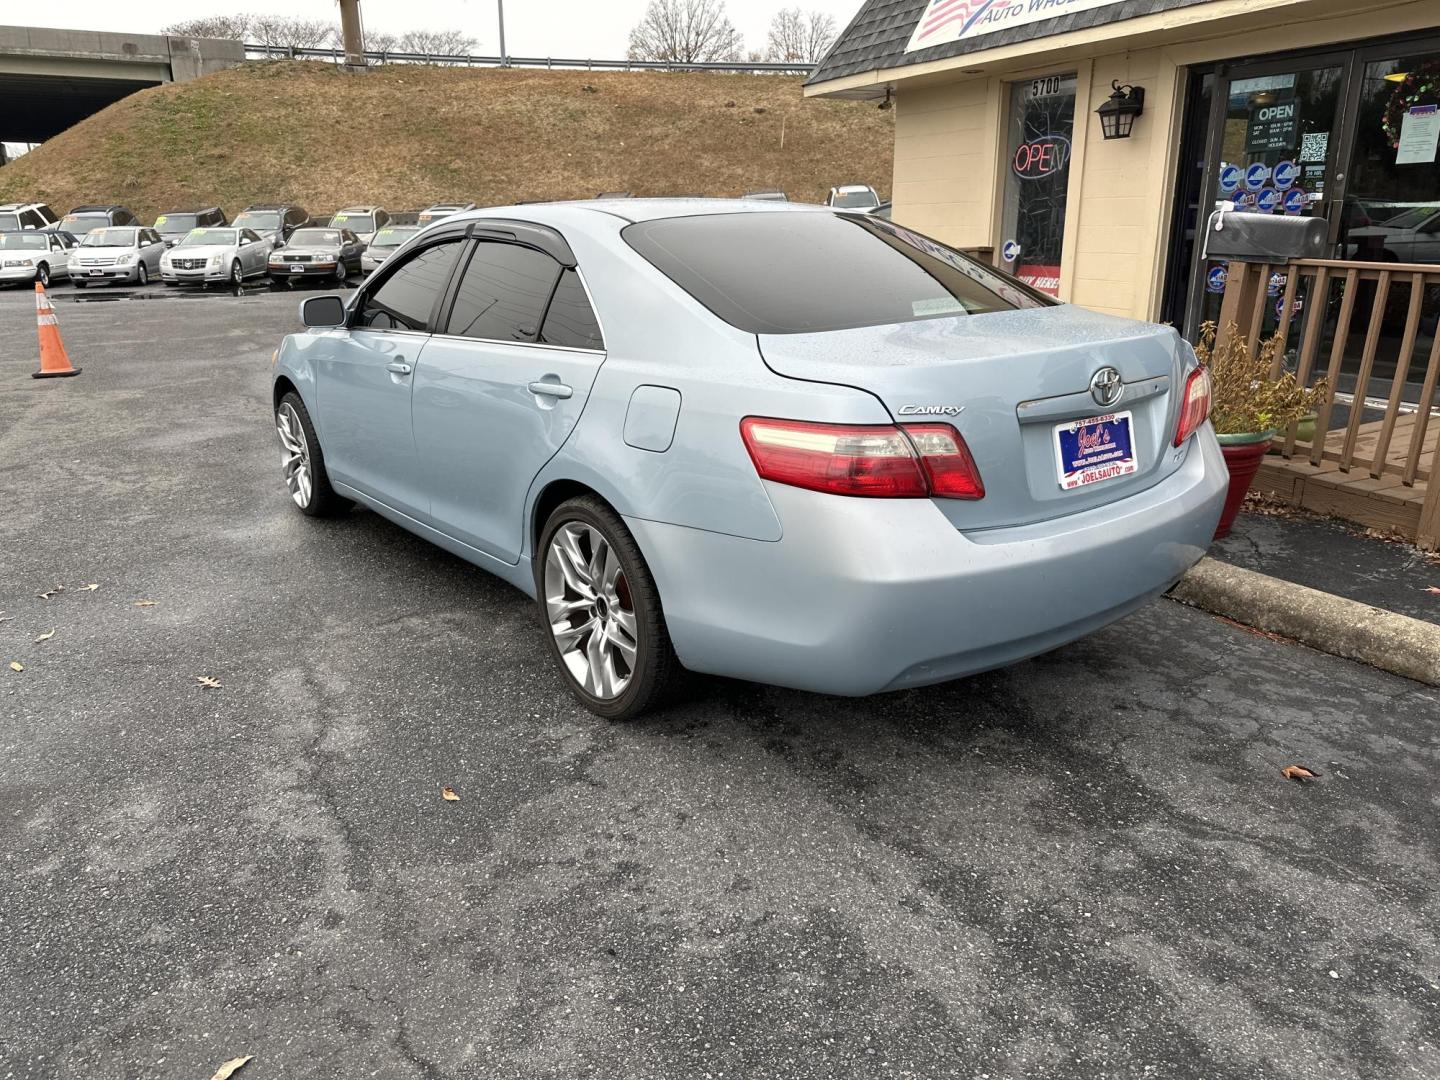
[
  {"x1": 739, "y1": 417, "x2": 984, "y2": 500},
  {"x1": 1173, "y1": 365, "x2": 1213, "y2": 447}
]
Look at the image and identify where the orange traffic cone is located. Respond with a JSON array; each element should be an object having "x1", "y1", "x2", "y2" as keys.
[{"x1": 32, "y1": 283, "x2": 80, "y2": 379}]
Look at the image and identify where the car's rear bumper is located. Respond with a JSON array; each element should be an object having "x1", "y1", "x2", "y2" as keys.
[{"x1": 627, "y1": 429, "x2": 1227, "y2": 696}]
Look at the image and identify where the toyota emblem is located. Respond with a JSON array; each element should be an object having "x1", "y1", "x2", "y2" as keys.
[{"x1": 1089, "y1": 366, "x2": 1124, "y2": 408}]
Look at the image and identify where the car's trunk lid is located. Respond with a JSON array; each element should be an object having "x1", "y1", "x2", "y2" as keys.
[{"x1": 757, "y1": 305, "x2": 1192, "y2": 531}]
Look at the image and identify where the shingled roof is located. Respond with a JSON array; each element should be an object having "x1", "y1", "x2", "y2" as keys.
[{"x1": 807, "y1": 0, "x2": 1214, "y2": 89}]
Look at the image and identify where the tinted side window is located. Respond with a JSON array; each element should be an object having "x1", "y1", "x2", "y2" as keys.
[
  {"x1": 445, "y1": 241, "x2": 560, "y2": 343},
  {"x1": 540, "y1": 269, "x2": 604, "y2": 350},
  {"x1": 356, "y1": 240, "x2": 463, "y2": 331}
]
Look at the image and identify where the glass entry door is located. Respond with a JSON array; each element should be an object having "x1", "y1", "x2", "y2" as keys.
[{"x1": 1186, "y1": 57, "x2": 1348, "y2": 335}]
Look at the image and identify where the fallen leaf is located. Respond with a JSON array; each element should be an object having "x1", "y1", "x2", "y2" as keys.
[
  {"x1": 196, "y1": 675, "x2": 223, "y2": 689},
  {"x1": 38, "y1": 585, "x2": 65, "y2": 600},
  {"x1": 1282, "y1": 764, "x2": 1321, "y2": 783},
  {"x1": 34, "y1": 629, "x2": 55, "y2": 643},
  {"x1": 441, "y1": 786, "x2": 460, "y2": 802},
  {"x1": 209, "y1": 1057, "x2": 253, "y2": 1080},
  {"x1": 0, "y1": 612, "x2": 10, "y2": 623},
  {"x1": 9, "y1": 661, "x2": 23, "y2": 672},
  {"x1": 132, "y1": 599, "x2": 158, "y2": 607},
  {"x1": 80, "y1": 583, "x2": 99, "y2": 592}
]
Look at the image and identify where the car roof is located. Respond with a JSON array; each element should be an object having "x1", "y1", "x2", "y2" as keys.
[
  {"x1": 162, "y1": 206, "x2": 222, "y2": 213},
  {"x1": 443, "y1": 198, "x2": 834, "y2": 227},
  {"x1": 336, "y1": 205, "x2": 383, "y2": 212},
  {"x1": 241, "y1": 203, "x2": 298, "y2": 211},
  {"x1": 69, "y1": 205, "x2": 126, "y2": 212},
  {"x1": 830, "y1": 184, "x2": 874, "y2": 193},
  {"x1": 0, "y1": 202, "x2": 48, "y2": 211}
]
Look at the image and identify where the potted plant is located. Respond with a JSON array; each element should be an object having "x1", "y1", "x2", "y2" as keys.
[{"x1": 1193, "y1": 322, "x2": 1328, "y2": 539}]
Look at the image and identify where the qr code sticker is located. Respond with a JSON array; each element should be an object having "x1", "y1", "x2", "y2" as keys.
[{"x1": 1300, "y1": 131, "x2": 1329, "y2": 163}]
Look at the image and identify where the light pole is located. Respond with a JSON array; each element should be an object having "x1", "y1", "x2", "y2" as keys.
[
  {"x1": 497, "y1": 0, "x2": 508, "y2": 66},
  {"x1": 338, "y1": 0, "x2": 366, "y2": 71}
]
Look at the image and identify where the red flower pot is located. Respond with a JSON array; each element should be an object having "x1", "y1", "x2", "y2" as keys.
[{"x1": 1214, "y1": 438, "x2": 1271, "y2": 539}]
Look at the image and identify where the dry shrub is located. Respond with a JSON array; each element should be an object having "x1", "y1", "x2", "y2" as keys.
[{"x1": 1194, "y1": 321, "x2": 1328, "y2": 436}]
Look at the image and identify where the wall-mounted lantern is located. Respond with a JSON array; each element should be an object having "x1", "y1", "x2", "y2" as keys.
[{"x1": 1096, "y1": 80, "x2": 1145, "y2": 139}]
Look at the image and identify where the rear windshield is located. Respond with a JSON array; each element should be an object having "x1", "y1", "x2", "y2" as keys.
[
  {"x1": 623, "y1": 212, "x2": 1051, "y2": 335},
  {"x1": 330, "y1": 212, "x2": 374, "y2": 233}
]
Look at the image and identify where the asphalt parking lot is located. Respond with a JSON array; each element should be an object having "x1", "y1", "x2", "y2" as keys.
[{"x1": 2, "y1": 286, "x2": 1438, "y2": 1080}]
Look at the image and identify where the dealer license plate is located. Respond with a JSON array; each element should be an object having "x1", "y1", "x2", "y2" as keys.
[
  {"x1": 289, "y1": 263, "x2": 305, "y2": 273},
  {"x1": 89, "y1": 269, "x2": 105, "y2": 276},
  {"x1": 1053, "y1": 411, "x2": 1136, "y2": 490}
]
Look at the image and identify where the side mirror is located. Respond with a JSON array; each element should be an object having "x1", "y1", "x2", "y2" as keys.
[{"x1": 301, "y1": 295, "x2": 347, "y2": 328}]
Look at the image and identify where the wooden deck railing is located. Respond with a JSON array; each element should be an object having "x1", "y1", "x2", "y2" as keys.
[{"x1": 1213, "y1": 257, "x2": 1440, "y2": 548}]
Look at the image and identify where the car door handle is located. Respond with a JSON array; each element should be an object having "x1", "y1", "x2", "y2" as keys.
[
  {"x1": 528, "y1": 380, "x2": 573, "y2": 399},
  {"x1": 386, "y1": 361, "x2": 412, "y2": 375}
]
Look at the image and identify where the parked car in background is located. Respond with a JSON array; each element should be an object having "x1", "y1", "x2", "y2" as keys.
[
  {"x1": 360, "y1": 224, "x2": 421, "y2": 272},
  {"x1": 57, "y1": 205, "x2": 139, "y2": 237},
  {"x1": 267, "y1": 227, "x2": 365, "y2": 285},
  {"x1": 825, "y1": 184, "x2": 882, "y2": 211},
  {"x1": 743, "y1": 189, "x2": 788, "y2": 201},
  {"x1": 233, "y1": 204, "x2": 311, "y2": 246},
  {"x1": 68, "y1": 226, "x2": 166, "y2": 287},
  {"x1": 1345, "y1": 204, "x2": 1440, "y2": 263},
  {"x1": 271, "y1": 200, "x2": 1225, "y2": 719},
  {"x1": 153, "y1": 206, "x2": 228, "y2": 248},
  {"x1": 0, "y1": 202, "x2": 59, "y2": 231},
  {"x1": 160, "y1": 226, "x2": 272, "y2": 286},
  {"x1": 328, "y1": 206, "x2": 389, "y2": 245},
  {"x1": 0, "y1": 230, "x2": 74, "y2": 287},
  {"x1": 417, "y1": 202, "x2": 476, "y2": 225}
]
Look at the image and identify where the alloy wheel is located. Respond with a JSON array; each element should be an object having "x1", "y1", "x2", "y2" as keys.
[
  {"x1": 36, "y1": 264, "x2": 49, "y2": 287},
  {"x1": 276, "y1": 402, "x2": 313, "y2": 507},
  {"x1": 231, "y1": 260, "x2": 242, "y2": 285},
  {"x1": 137, "y1": 263, "x2": 148, "y2": 285},
  {"x1": 544, "y1": 522, "x2": 639, "y2": 700}
]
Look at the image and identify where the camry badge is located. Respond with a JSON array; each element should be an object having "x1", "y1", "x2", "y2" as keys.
[
  {"x1": 1089, "y1": 367, "x2": 1124, "y2": 408},
  {"x1": 898, "y1": 404, "x2": 963, "y2": 417}
]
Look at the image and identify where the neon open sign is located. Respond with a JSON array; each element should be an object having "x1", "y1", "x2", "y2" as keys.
[{"x1": 1012, "y1": 135, "x2": 1071, "y2": 180}]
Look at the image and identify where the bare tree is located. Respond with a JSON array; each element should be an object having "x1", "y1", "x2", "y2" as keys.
[
  {"x1": 365, "y1": 29, "x2": 401, "y2": 53},
  {"x1": 398, "y1": 29, "x2": 480, "y2": 59},
  {"x1": 248, "y1": 15, "x2": 341, "y2": 50},
  {"x1": 765, "y1": 7, "x2": 837, "y2": 63},
  {"x1": 161, "y1": 15, "x2": 254, "y2": 39},
  {"x1": 627, "y1": 0, "x2": 744, "y2": 63}
]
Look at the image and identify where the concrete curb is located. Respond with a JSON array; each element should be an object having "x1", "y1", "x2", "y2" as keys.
[{"x1": 1170, "y1": 556, "x2": 1440, "y2": 686}]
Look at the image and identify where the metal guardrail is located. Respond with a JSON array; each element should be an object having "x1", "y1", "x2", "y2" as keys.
[{"x1": 243, "y1": 43, "x2": 815, "y2": 74}]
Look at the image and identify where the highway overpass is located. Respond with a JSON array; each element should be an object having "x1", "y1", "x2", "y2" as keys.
[{"x1": 0, "y1": 25, "x2": 244, "y2": 145}]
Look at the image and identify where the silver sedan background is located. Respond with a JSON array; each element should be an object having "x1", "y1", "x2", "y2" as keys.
[
  {"x1": 68, "y1": 226, "x2": 166, "y2": 287},
  {"x1": 272, "y1": 201, "x2": 1226, "y2": 719}
]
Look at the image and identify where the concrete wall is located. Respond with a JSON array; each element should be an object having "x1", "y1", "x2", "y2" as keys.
[
  {"x1": 0, "y1": 24, "x2": 244, "y2": 83},
  {"x1": 874, "y1": 0, "x2": 1440, "y2": 320}
]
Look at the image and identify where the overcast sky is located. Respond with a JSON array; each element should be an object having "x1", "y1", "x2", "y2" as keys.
[{"x1": 34, "y1": 0, "x2": 866, "y2": 58}]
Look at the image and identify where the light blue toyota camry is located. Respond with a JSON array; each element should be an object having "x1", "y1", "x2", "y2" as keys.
[{"x1": 272, "y1": 199, "x2": 1225, "y2": 718}]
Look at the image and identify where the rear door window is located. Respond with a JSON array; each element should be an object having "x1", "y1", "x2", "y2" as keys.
[
  {"x1": 623, "y1": 212, "x2": 1053, "y2": 335},
  {"x1": 540, "y1": 269, "x2": 604, "y2": 350},
  {"x1": 444, "y1": 241, "x2": 561, "y2": 343},
  {"x1": 355, "y1": 240, "x2": 463, "y2": 331}
]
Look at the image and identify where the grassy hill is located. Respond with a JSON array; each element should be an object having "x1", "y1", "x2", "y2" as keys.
[{"x1": 0, "y1": 61, "x2": 893, "y2": 222}]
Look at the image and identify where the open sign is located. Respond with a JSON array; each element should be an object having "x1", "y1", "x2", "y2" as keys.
[{"x1": 1011, "y1": 135, "x2": 1070, "y2": 180}]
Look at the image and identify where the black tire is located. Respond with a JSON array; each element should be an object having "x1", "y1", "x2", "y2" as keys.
[
  {"x1": 136, "y1": 263, "x2": 148, "y2": 286},
  {"x1": 230, "y1": 259, "x2": 242, "y2": 285},
  {"x1": 36, "y1": 263, "x2": 49, "y2": 287},
  {"x1": 73, "y1": 279, "x2": 86, "y2": 289},
  {"x1": 535, "y1": 496, "x2": 684, "y2": 720},
  {"x1": 275, "y1": 391, "x2": 349, "y2": 518}
]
